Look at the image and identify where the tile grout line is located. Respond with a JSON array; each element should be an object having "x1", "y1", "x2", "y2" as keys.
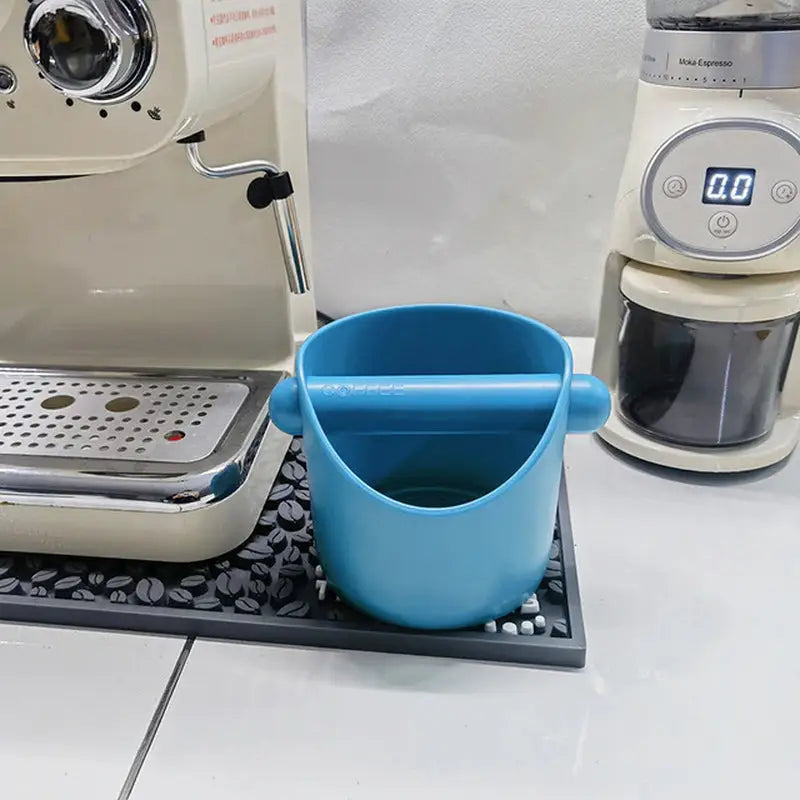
[{"x1": 117, "y1": 637, "x2": 195, "y2": 800}]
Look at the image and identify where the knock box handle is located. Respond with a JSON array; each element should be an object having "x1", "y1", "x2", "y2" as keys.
[{"x1": 270, "y1": 374, "x2": 611, "y2": 436}]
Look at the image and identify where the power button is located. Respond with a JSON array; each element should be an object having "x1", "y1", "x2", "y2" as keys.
[{"x1": 709, "y1": 212, "x2": 738, "y2": 239}]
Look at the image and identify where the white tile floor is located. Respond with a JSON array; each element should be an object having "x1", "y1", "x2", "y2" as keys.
[
  {"x1": 0, "y1": 625, "x2": 184, "y2": 800},
  {"x1": 131, "y1": 641, "x2": 596, "y2": 800}
]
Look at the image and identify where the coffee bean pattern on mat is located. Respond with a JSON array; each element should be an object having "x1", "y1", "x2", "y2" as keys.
[{"x1": 0, "y1": 441, "x2": 575, "y2": 649}]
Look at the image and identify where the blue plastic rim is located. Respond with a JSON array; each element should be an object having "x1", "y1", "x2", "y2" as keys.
[{"x1": 272, "y1": 304, "x2": 609, "y2": 630}]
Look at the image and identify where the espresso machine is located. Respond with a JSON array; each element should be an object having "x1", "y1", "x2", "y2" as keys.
[
  {"x1": 593, "y1": 0, "x2": 800, "y2": 473},
  {"x1": 0, "y1": 0, "x2": 316, "y2": 560}
]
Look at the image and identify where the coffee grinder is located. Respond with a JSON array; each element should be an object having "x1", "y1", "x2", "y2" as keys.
[
  {"x1": 0, "y1": 0, "x2": 316, "y2": 560},
  {"x1": 593, "y1": 0, "x2": 800, "y2": 472}
]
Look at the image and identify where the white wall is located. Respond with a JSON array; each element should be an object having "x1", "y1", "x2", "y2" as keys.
[{"x1": 306, "y1": 0, "x2": 647, "y2": 335}]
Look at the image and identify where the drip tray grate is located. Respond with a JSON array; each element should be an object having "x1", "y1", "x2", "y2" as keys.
[
  {"x1": 0, "y1": 370, "x2": 249, "y2": 463},
  {"x1": 0, "y1": 440, "x2": 586, "y2": 668}
]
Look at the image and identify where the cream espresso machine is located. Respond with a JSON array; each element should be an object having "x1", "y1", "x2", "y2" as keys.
[
  {"x1": 0, "y1": 0, "x2": 316, "y2": 560},
  {"x1": 593, "y1": 0, "x2": 800, "y2": 473}
]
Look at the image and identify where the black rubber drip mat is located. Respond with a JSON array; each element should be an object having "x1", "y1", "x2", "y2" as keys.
[{"x1": 0, "y1": 439, "x2": 586, "y2": 668}]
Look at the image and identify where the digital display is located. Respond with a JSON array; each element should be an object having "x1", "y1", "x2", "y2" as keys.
[{"x1": 702, "y1": 167, "x2": 756, "y2": 206}]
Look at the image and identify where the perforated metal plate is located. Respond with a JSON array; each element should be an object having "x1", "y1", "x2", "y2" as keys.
[{"x1": 0, "y1": 372, "x2": 249, "y2": 463}]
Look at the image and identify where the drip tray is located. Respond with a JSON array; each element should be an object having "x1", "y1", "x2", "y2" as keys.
[
  {"x1": 0, "y1": 371, "x2": 248, "y2": 463},
  {"x1": 0, "y1": 439, "x2": 586, "y2": 669},
  {"x1": 0, "y1": 367, "x2": 282, "y2": 507}
]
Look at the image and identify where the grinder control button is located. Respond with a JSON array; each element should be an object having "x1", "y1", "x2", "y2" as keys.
[
  {"x1": 772, "y1": 180, "x2": 798, "y2": 204},
  {"x1": 663, "y1": 175, "x2": 687, "y2": 199},
  {"x1": 709, "y1": 212, "x2": 738, "y2": 239}
]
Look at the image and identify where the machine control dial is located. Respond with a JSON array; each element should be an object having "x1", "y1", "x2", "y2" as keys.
[
  {"x1": 772, "y1": 180, "x2": 798, "y2": 205},
  {"x1": 24, "y1": 0, "x2": 156, "y2": 104},
  {"x1": 0, "y1": 67, "x2": 17, "y2": 94}
]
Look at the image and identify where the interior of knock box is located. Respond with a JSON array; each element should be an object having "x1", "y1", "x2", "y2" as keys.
[{"x1": 302, "y1": 308, "x2": 567, "y2": 508}]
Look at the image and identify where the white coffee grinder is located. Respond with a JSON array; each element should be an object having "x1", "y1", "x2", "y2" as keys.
[{"x1": 593, "y1": 0, "x2": 800, "y2": 472}]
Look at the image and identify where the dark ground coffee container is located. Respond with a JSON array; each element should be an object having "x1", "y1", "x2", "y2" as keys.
[{"x1": 617, "y1": 298, "x2": 800, "y2": 448}]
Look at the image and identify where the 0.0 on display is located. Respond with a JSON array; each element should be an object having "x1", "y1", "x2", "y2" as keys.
[{"x1": 702, "y1": 167, "x2": 756, "y2": 206}]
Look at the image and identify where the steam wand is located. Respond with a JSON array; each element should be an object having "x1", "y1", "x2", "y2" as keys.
[{"x1": 180, "y1": 131, "x2": 311, "y2": 295}]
